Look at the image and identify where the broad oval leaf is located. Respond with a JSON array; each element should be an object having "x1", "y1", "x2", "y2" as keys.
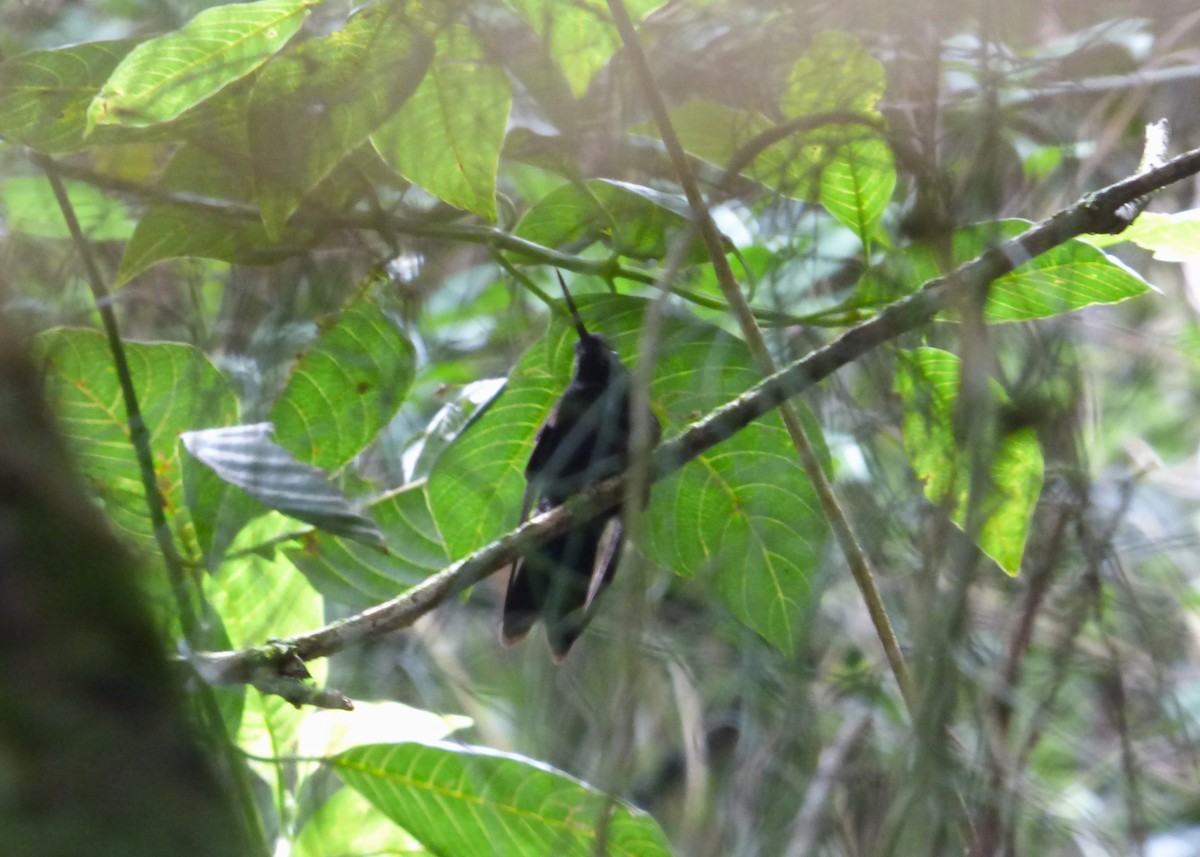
[
  {"x1": 181, "y1": 423, "x2": 385, "y2": 546},
  {"x1": 87, "y1": 0, "x2": 313, "y2": 130},
  {"x1": 427, "y1": 295, "x2": 826, "y2": 652},
  {"x1": 819, "y1": 136, "x2": 895, "y2": 244},
  {"x1": 333, "y1": 742, "x2": 675, "y2": 857},
  {"x1": 271, "y1": 303, "x2": 416, "y2": 472},
  {"x1": 248, "y1": 3, "x2": 434, "y2": 235},
  {"x1": 895, "y1": 347, "x2": 1044, "y2": 575},
  {"x1": 372, "y1": 25, "x2": 511, "y2": 220},
  {"x1": 36, "y1": 328, "x2": 238, "y2": 549}
]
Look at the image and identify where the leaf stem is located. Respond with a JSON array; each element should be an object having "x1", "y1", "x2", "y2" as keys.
[{"x1": 36, "y1": 156, "x2": 200, "y2": 639}]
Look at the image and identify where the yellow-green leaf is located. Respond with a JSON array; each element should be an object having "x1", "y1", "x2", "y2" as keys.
[{"x1": 87, "y1": 0, "x2": 312, "y2": 130}]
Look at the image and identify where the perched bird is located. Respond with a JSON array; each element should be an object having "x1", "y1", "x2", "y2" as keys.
[{"x1": 501, "y1": 274, "x2": 660, "y2": 659}]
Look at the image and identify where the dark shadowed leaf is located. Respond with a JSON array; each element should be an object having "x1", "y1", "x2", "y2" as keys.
[
  {"x1": 181, "y1": 423, "x2": 384, "y2": 546},
  {"x1": 248, "y1": 3, "x2": 433, "y2": 235}
]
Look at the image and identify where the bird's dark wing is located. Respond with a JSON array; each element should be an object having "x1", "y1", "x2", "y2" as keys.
[{"x1": 501, "y1": 418, "x2": 561, "y2": 645}]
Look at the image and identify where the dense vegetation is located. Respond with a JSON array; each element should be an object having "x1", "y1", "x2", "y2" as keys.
[{"x1": 3, "y1": 0, "x2": 1200, "y2": 855}]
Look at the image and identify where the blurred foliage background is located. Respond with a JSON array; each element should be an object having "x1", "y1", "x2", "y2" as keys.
[{"x1": 2, "y1": 0, "x2": 1200, "y2": 855}]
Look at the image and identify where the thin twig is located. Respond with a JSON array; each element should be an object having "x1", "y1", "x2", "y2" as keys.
[{"x1": 29, "y1": 151, "x2": 840, "y2": 328}]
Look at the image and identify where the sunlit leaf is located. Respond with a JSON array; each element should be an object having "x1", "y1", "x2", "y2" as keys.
[
  {"x1": 858, "y1": 220, "x2": 1154, "y2": 320},
  {"x1": 293, "y1": 788, "x2": 429, "y2": 857},
  {"x1": 1085, "y1": 209, "x2": 1200, "y2": 261},
  {"x1": 372, "y1": 25, "x2": 510, "y2": 220},
  {"x1": 36, "y1": 329, "x2": 238, "y2": 550},
  {"x1": 272, "y1": 303, "x2": 416, "y2": 472},
  {"x1": 205, "y1": 533, "x2": 324, "y2": 811},
  {"x1": 333, "y1": 742, "x2": 675, "y2": 857},
  {"x1": 819, "y1": 137, "x2": 895, "y2": 243},
  {"x1": 895, "y1": 347, "x2": 1044, "y2": 575},
  {"x1": 87, "y1": 0, "x2": 313, "y2": 130}
]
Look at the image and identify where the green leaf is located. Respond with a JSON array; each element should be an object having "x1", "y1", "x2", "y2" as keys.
[
  {"x1": 642, "y1": 99, "x2": 784, "y2": 188},
  {"x1": 372, "y1": 25, "x2": 511, "y2": 220},
  {"x1": 205, "y1": 529, "x2": 325, "y2": 815},
  {"x1": 182, "y1": 441, "x2": 267, "y2": 568},
  {"x1": 286, "y1": 482, "x2": 448, "y2": 607},
  {"x1": 87, "y1": 0, "x2": 313, "y2": 130},
  {"x1": 333, "y1": 742, "x2": 675, "y2": 857},
  {"x1": 207, "y1": 529, "x2": 324, "y2": 649},
  {"x1": 1, "y1": 176, "x2": 134, "y2": 241},
  {"x1": 293, "y1": 788, "x2": 429, "y2": 857},
  {"x1": 985, "y1": 232, "x2": 1153, "y2": 322},
  {"x1": 781, "y1": 31, "x2": 886, "y2": 120},
  {"x1": 181, "y1": 423, "x2": 386, "y2": 546},
  {"x1": 427, "y1": 296, "x2": 825, "y2": 652},
  {"x1": 248, "y1": 3, "x2": 434, "y2": 235},
  {"x1": 0, "y1": 39, "x2": 136, "y2": 152},
  {"x1": 515, "y1": 178, "x2": 708, "y2": 262},
  {"x1": 819, "y1": 137, "x2": 895, "y2": 243},
  {"x1": 643, "y1": 323, "x2": 827, "y2": 653},
  {"x1": 271, "y1": 303, "x2": 416, "y2": 472},
  {"x1": 650, "y1": 34, "x2": 886, "y2": 203},
  {"x1": 895, "y1": 347, "x2": 1044, "y2": 575},
  {"x1": 36, "y1": 328, "x2": 238, "y2": 549},
  {"x1": 857, "y1": 220, "x2": 1154, "y2": 321},
  {"x1": 296, "y1": 701, "x2": 470, "y2": 761},
  {"x1": 1085, "y1": 209, "x2": 1200, "y2": 260},
  {"x1": 506, "y1": 0, "x2": 668, "y2": 98}
]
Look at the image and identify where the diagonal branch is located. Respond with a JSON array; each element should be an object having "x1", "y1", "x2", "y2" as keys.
[{"x1": 190, "y1": 141, "x2": 1200, "y2": 704}]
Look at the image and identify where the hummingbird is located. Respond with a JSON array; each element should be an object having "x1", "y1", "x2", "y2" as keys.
[{"x1": 501, "y1": 274, "x2": 660, "y2": 659}]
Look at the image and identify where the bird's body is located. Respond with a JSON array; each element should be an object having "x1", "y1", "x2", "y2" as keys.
[{"x1": 501, "y1": 279, "x2": 659, "y2": 658}]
